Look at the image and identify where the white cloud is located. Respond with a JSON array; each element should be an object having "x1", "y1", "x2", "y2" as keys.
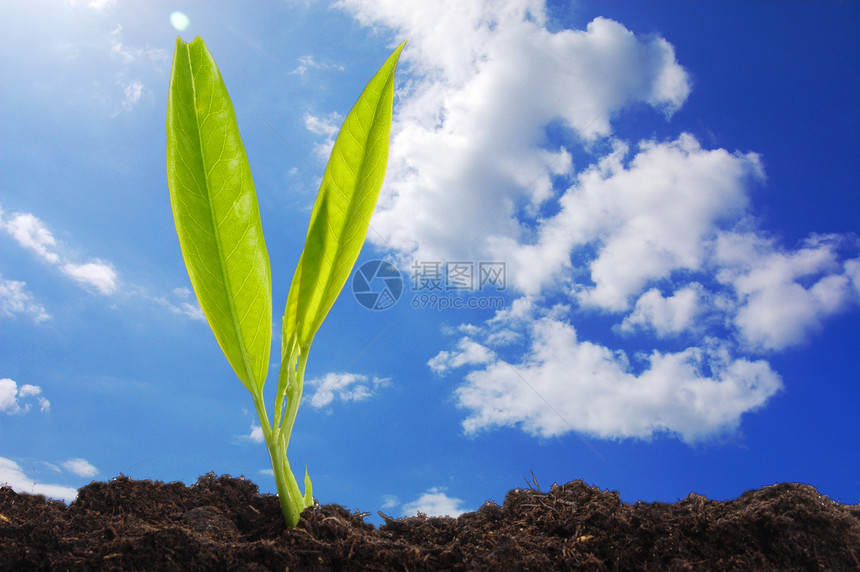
[
  {"x1": 174, "y1": 287, "x2": 192, "y2": 298},
  {"x1": 0, "y1": 457, "x2": 78, "y2": 503},
  {"x1": 1, "y1": 378, "x2": 51, "y2": 414},
  {"x1": 505, "y1": 134, "x2": 761, "y2": 304},
  {"x1": 0, "y1": 378, "x2": 19, "y2": 412},
  {"x1": 61, "y1": 261, "x2": 118, "y2": 295},
  {"x1": 402, "y1": 487, "x2": 469, "y2": 517},
  {"x1": 304, "y1": 112, "x2": 341, "y2": 138},
  {"x1": 102, "y1": 25, "x2": 166, "y2": 115},
  {"x1": 846, "y1": 258, "x2": 860, "y2": 296},
  {"x1": 175, "y1": 301, "x2": 205, "y2": 321},
  {"x1": 335, "y1": 3, "x2": 690, "y2": 266},
  {"x1": 1, "y1": 206, "x2": 120, "y2": 297},
  {"x1": 332, "y1": 2, "x2": 859, "y2": 444},
  {"x1": 381, "y1": 494, "x2": 399, "y2": 509},
  {"x1": 0, "y1": 276, "x2": 51, "y2": 322},
  {"x1": 620, "y1": 285, "x2": 703, "y2": 337},
  {"x1": 242, "y1": 424, "x2": 265, "y2": 444},
  {"x1": 1, "y1": 207, "x2": 213, "y2": 320},
  {"x1": 43, "y1": 19, "x2": 165, "y2": 115},
  {"x1": 61, "y1": 458, "x2": 98, "y2": 478},
  {"x1": 120, "y1": 80, "x2": 143, "y2": 110},
  {"x1": 293, "y1": 54, "x2": 317, "y2": 75},
  {"x1": 0, "y1": 212, "x2": 60, "y2": 263},
  {"x1": 715, "y1": 233, "x2": 856, "y2": 351},
  {"x1": 108, "y1": 25, "x2": 167, "y2": 65},
  {"x1": 304, "y1": 111, "x2": 343, "y2": 161},
  {"x1": 449, "y1": 310, "x2": 782, "y2": 443},
  {"x1": 152, "y1": 288, "x2": 206, "y2": 321},
  {"x1": 307, "y1": 373, "x2": 390, "y2": 408},
  {"x1": 428, "y1": 337, "x2": 496, "y2": 374},
  {"x1": 292, "y1": 54, "x2": 345, "y2": 75}
]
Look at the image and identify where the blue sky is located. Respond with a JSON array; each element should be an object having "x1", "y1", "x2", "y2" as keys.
[{"x1": 2, "y1": 0, "x2": 859, "y2": 524}]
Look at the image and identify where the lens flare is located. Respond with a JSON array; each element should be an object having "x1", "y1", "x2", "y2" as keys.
[{"x1": 170, "y1": 12, "x2": 190, "y2": 32}]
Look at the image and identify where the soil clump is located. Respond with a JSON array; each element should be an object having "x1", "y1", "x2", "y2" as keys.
[{"x1": 2, "y1": 473, "x2": 859, "y2": 570}]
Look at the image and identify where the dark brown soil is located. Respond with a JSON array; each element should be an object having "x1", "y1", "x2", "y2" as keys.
[{"x1": 2, "y1": 474, "x2": 859, "y2": 570}]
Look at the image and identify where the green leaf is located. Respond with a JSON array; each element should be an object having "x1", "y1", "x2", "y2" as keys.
[
  {"x1": 283, "y1": 41, "x2": 406, "y2": 355},
  {"x1": 166, "y1": 36, "x2": 272, "y2": 395},
  {"x1": 303, "y1": 466, "x2": 313, "y2": 507}
]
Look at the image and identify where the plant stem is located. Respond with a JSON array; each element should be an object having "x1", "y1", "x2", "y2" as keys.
[
  {"x1": 253, "y1": 390, "x2": 306, "y2": 527},
  {"x1": 281, "y1": 347, "x2": 309, "y2": 452},
  {"x1": 269, "y1": 427, "x2": 304, "y2": 527}
]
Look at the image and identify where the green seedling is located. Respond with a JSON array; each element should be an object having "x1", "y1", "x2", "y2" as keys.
[{"x1": 165, "y1": 36, "x2": 405, "y2": 527}]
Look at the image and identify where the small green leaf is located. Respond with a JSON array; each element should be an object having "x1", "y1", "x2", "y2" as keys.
[
  {"x1": 283, "y1": 41, "x2": 406, "y2": 356},
  {"x1": 303, "y1": 466, "x2": 313, "y2": 507},
  {"x1": 166, "y1": 36, "x2": 272, "y2": 395}
]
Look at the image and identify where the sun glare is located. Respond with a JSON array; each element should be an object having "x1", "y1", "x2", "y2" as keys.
[{"x1": 170, "y1": 11, "x2": 190, "y2": 32}]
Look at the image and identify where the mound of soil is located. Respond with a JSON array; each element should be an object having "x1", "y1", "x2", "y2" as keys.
[{"x1": 2, "y1": 474, "x2": 859, "y2": 570}]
